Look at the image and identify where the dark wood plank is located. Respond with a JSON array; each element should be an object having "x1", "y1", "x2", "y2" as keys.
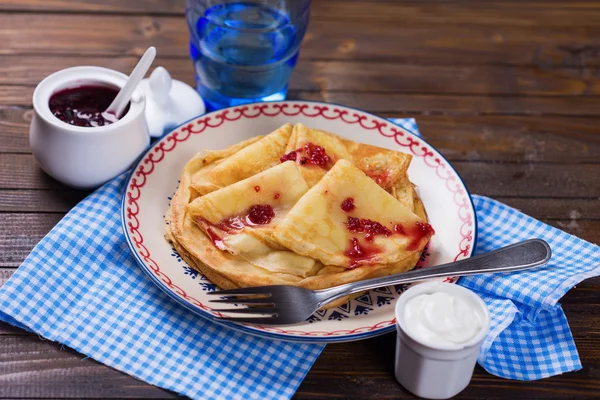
[
  {"x1": 0, "y1": 321, "x2": 27, "y2": 336},
  {"x1": 2, "y1": 105, "x2": 600, "y2": 163},
  {"x1": 0, "y1": 335, "x2": 178, "y2": 398},
  {"x1": 0, "y1": 107, "x2": 33, "y2": 153},
  {"x1": 4, "y1": 0, "x2": 600, "y2": 27},
  {"x1": 3, "y1": 57, "x2": 600, "y2": 99},
  {"x1": 295, "y1": 62, "x2": 600, "y2": 95},
  {"x1": 0, "y1": 213, "x2": 62, "y2": 267},
  {"x1": 0, "y1": 190, "x2": 87, "y2": 212},
  {"x1": 412, "y1": 115, "x2": 600, "y2": 164},
  {"x1": 3, "y1": 153, "x2": 600, "y2": 195},
  {"x1": 0, "y1": 0, "x2": 184, "y2": 14},
  {"x1": 0, "y1": 12, "x2": 599, "y2": 67},
  {"x1": 497, "y1": 198, "x2": 600, "y2": 220},
  {"x1": 0, "y1": 154, "x2": 64, "y2": 189},
  {"x1": 0, "y1": 56, "x2": 193, "y2": 89},
  {"x1": 303, "y1": 20, "x2": 600, "y2": 67},
  {"x1": 0, "y1": 267, "x2": 10, "y2": 286},
  {"x1": 297, "y1": 92, "x2": 600, "y2": 117},
  {"x1": 452, "y1": 162, "x2": 600, "y2": 198}
]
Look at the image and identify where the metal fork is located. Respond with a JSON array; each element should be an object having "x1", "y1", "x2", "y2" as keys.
[{"x1": 207, "y1": 239, "x2": 551, "y2": 325}]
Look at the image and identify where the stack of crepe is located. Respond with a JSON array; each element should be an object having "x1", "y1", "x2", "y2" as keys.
[{"x1": 165, "y1": 123, "x2": 434, "y2": 308}]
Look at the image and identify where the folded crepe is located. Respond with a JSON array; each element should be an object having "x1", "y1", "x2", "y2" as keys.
[{"x1": 165, "y1": 123, "x2": 433, "y2": 309}]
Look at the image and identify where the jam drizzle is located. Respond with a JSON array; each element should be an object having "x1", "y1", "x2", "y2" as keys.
[
  {"x1": 343, "y1": 216, "x2": 434, "y2": 268},
  {"x1": 197, "y1": 204, "x2": 276, "y2": 249},
  {"x1": 340, "y1": 197, "x2": 355, "y2": 212},
  {"x1": 280, "y1": 142, "x2": 332, "y2": 169},
  {"x1": 254, "y1": 185, "x2": 260, "y2": 192},
  {"x1": 344, "y1": 237, "x2": 381, "y2": 269},
  {"x1": 394, "y1": 224, "x2": 406, "y2": 235},
  {"x1": 407, "y1": 221, "x2": 435, "y2": 251},
  {"x1": 274, "y1": 193, "x2": 281, "y2": 200},
  {"x1": 346, "y1": 216, "x2": 392, "y2": 242},
  {"x1": 204, "y1": 227, "x2": 226, "y2": 250},
  {"x1": 195, "y1": 217, "x2": 227, "y2": 250},
  {"x1": 280, "y1": 151, "x2": 297, "y2": 163}
]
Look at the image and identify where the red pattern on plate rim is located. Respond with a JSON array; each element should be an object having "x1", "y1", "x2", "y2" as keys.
[{"x1": 125, "y1": 103, "x2": 475, "y2": 336}]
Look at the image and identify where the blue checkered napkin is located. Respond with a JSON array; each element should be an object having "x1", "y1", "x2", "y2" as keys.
[
  {"x1": 462, "y1": 196, "x2": 600, "y2": 380},
  {"x1": 389, "y1": 117, "x2": 600, "y2": 379},
  {"x1": 390, "y1": 117, "x2": 421, "y2": 137},
  {"x1": 0, "y1": 174, "x2": 323, "y2": 400}
]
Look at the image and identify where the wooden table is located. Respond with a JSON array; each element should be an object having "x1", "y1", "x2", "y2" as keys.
[{"x1": 1, "y1": 1, "x2": 599, "y2": 398}]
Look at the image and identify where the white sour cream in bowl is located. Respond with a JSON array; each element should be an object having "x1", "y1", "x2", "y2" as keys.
[
  {"x1": 404, "y1": 291, "x2": 484, "y2": 348},
  {"x1": 394, "y1": 281, "x2": 491, "y2": 399}
]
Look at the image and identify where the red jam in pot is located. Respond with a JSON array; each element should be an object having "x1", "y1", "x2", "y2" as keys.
[
  {"x1": 346, "y1": 216, "x2": 392, "y2": 241},
  {"x1": 340, "y1": 197, "x2": 355, "y2": 212},
  {"x1": 49, "y1": 85, "x2": 130, "y2": 127}
]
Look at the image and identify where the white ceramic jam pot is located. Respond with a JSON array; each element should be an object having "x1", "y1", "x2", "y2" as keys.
[{"x1": 30, "y1": 66, "x2": 150, "y2": 189}]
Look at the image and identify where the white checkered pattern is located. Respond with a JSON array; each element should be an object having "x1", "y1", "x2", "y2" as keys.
[{"x1": 0, "y1": 175, "x2": 323, "y2": 400}]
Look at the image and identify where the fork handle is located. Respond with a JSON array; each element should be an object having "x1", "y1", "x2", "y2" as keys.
[{"x1": 315, "y1": 239, "x2": 551, "y2": 308}]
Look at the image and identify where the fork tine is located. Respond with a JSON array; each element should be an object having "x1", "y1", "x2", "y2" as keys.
[
  {"x1": 207, "y1": 287, "x2": 273, "y2": 296},
  {"x1": 218, "y1": 317, "x2": 279, "y2": 325},
  {"x1": 210, "y1": 298, "x2": 274, "y2": 305},
  {"x1": 212, "y1": 307, "x2": 277, "y2": 315}
]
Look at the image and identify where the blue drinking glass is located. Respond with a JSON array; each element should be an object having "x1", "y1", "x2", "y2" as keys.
[{"x1": 186, "y1": 0, "x2": 311, "y2": 111}]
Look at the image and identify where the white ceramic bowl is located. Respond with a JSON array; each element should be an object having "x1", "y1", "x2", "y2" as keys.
[{"x1": 30, "y1": 66, "x2": 150, "y2": 189}]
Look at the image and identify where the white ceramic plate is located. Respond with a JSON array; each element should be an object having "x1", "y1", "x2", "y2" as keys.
[{"x1": 121, "y1": 101, "x2": 477, "y2": 343}]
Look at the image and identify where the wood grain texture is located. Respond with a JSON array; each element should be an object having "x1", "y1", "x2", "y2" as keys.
[
  {"x1": 0, "y1": 10, "x2": 599, "y2": 68},
  {"x1": 4, "y1": 153, "x2": 600, "y2": 195},
  {"x1": 0, "y1": 213, "x2": 62, "y2": 267},
  {"x1": 0, "y1": 190, "x2": 86, "y2": 212},
  {"x1": 2, "y1": 107, "x2": 600, "y2": 164},
  {"x1": 0, "y1": 335, "x2": 179, "y2": 398},
  {"x1": 0, "y1": 0, "x2": 599, "y2": 398},
  {"x1": 3, "y1": 57, "x2": 600, "y2": 99}
]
